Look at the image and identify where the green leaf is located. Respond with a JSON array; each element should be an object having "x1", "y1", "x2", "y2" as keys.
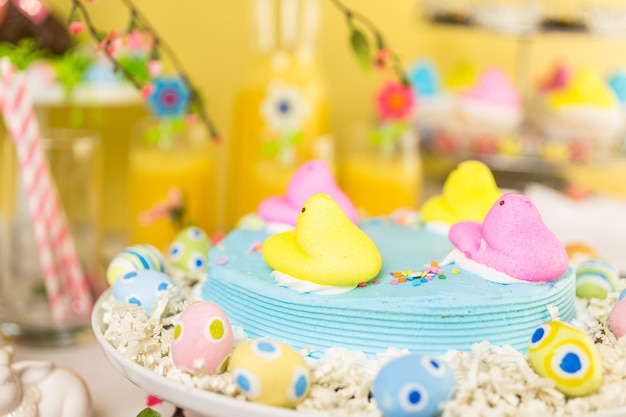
[
  {"x1": 0, "y1": 39, "x2": 47, "y2": 70},
  {"x1": 349, "y1": 27, "x2": 371, "y2": 72},
  {"x1": 284, "y1": 131, "x2": 304, "y2": 146},
  {"x1": 51, "y1": 48, "x2": 92, "y2": 95},
  {"x1": 261, "y1": 141, "x2": 279, "y2": 157},
  {"x1": 117, "y1": 55, "x2": 150, "y2": 85},
  {"x1": 368, "y1": 129, "x2": 383, "y2": 146},
  {"x1": 136, "y1": 408, "x2": 162, "y2": 417}
]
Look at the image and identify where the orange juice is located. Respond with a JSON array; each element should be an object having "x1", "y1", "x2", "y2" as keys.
[
  {"x1": 225, "y1": 0, "x2": 332, "y2": 228},
  {"x1": 340, "y1": 131, "x2": 423, "y2": 216},
  {"x1": 128, "y1": 125, "x2": 216, "y2": 252}
]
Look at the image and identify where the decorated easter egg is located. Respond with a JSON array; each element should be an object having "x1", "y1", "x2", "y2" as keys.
[
  {"x1": 169, "y1": 226, "x2": 211, "y2": 274},
  {"x1": 111, "y1": 269, "x2": 175, "y2": 316},
  {"x1": 565, "y1": 242, "x2": 596, "y2": 264},
  {"x1": 228, "y1": 339, "x2": 310, "y2": 408},
  {"x1": 171, "y1": 301, "x2": 233, "y2": 375},
  {"x1": 372, "y1": 354, "x2": 456, "y2": 417},
  {"x1": 528, "y1": 321, "x2": 602, "y2": 396},
  {"x1": 609, "y1": 297, "x2": 626, "y2": 339},
  {"x1": 106, "y1": 244, "x2": 165, "y2": 286},
  {"x1": 575, "y1": 257, "x2": 619, "y2": 300}
]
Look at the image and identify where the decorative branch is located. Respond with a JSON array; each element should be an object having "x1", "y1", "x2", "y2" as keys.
[
  {"x1": 68, "y1": 0, "x2": 220, "y2": 141},
  {"x1": 329, "y1": 0, "x2": 409, "y2": 86}
]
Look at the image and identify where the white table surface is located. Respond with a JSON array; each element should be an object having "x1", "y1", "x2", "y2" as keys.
[{"x1": 13, "y1": 335, "x2": 202, "y2": 417}]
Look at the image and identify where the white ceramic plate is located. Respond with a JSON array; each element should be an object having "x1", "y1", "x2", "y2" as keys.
[{"x1": 92, "y1": 291, "x2": 626, "y2": 417}]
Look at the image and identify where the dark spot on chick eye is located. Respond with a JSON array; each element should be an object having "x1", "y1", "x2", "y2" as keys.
[
  {"x1": 301, "y1": 207, "x2": 306, "y2": 213},
  {"x1": 499, "y1": 200, "x2": 505, "y2": 206}
]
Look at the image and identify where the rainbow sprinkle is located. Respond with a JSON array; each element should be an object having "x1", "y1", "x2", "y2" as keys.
[
  {"x1": 215, "y1": 256, "x2": 230, "y2": 266},
  {"x1": 245, "y1": 241, "x2": 263, "y2": 254},
  {"x1": 389, "y1": 260, "x2": 447, "y2": 286}
]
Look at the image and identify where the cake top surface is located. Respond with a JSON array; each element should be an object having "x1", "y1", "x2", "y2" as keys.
[{"x1": 213, "y1": 215, "x2": 573, "y2": 306}]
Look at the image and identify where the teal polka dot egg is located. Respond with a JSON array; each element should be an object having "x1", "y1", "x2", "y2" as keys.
[
  {"x1": 111, "y1": 269, "x2": 175, "y2": 316},
  {"x1": 106, "y1": 244, "x2": 165, "y2": 286},
  {"x1": 575, "y1": 257, "x2": 619, "y2": 299},
  {"x1": 171, "y1": 301, "x2": 233, "y2": 375},
  {"x1": 372, "y1": 354, "x2": 456, "y2": 417},
  {"x1": 169, "y1": 226, "x2": 211, "y2": 274},
  {"x1": 228, "y1": 339, "x2": 310, "y2": 408}
]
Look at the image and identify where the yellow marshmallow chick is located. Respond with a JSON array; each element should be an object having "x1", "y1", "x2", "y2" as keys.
[
  {"x1": 421, "y1": 160, "x2": 501, "y2": 224},
  {"x1": 262, "y1": 193, "x2": 382, "y2": 287}
]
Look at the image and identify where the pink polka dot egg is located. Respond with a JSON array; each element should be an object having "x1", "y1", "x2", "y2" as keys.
[
  {"x1": 609, "y1": 289, "x2": 626, "y2": 339},
  {"x1": 171, "y1": 301, "x2": 233, "y2": 375},
  {"x1": 228, "y1": 339, "x2": 310, "y2": 408}
]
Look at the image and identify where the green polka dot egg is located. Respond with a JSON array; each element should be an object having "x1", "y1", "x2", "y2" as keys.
[
  {"x1": 228, "y1": 339, "x2": 311, "y2": 408},
  {"x1": 171, "y1": 301, "x2": 233, "y2": 375},
  {"x1": 169, "y1": 226, "x2": 211, "y2": 274}
]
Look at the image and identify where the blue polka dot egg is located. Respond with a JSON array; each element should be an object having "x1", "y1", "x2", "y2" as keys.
[
  {"x1": 528, "y1": 321, "x2": 603, "y2": 396},
  {"x1": 106, "y1": 244, "x2": 165, "y2": 286},
  {"x1": 228, "y1": 340, "x2": 310, "y2": 408},
  {"x1": 169, "y1": 226, "x2": 211, "y2": 274},
  {"x1": 372, "y1": 354, "x2": 456, "y2": 417},
  {"x1": 575, "y1": 257, "x2": 619, "y2": 300},
  {"x1": 111, "y1": 269, "x2": 175, "y2": 316}
]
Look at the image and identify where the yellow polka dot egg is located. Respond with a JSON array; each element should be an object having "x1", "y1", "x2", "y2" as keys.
[
  {"x1": 171, "y1": 302, "x2": 233, "y2": 375},
  {"x1": 228, "y1": 339, "x2": 311, "y2": 408},
  {"x1": 528, "y1": 321, "x2": 603, "y2": 397}
]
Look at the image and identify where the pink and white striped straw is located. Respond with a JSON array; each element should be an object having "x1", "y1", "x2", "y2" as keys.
[{"x1": 0, "y1": 58, "x2": 93, "y2": 324}]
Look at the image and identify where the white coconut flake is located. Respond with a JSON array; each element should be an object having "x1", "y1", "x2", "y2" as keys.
[{"x1": 99, "y1": 278, "x2": 626, "y2": 417}]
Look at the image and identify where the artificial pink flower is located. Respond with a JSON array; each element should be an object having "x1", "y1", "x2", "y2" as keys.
[
  {"x1": 185, "y1": 113, "x2": 199, "y2": 125},
  {"x1": 138, "y1": 187, "x2": 185, "y2": 226},
  {"x1": 147, "y1": 60, "x2": 163, "y2": 77},
  {"x1": 146, "y1": 394, "x2": 162, "y2": 407},
  {"x1": 374, "y1": 48, "x2": 390, "y2": 70},
  {"x1": 68, "y1": 21, "x2": 84, "y2": 35},
  {"x1": 376, "y1": 81, "x2": 414, "y2": 121},
  {"x1": 141, "y1": 84, "x2": 154, "y2": 100}
]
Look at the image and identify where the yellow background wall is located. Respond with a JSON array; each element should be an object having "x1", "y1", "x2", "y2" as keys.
[
  {"x1": 44, "y1": 0, "x2": 626, "y2": 142},
  {"x1": 41, "y1": 0, "x2": 626, "y2": 234}
]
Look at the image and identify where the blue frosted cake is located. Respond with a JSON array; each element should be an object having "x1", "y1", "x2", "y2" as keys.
[{"x1": 200, "y1": 209, "x2": 575, "y2": 357}]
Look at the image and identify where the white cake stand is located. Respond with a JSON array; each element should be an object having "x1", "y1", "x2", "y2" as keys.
[{"x1": 91, "y1": 290, "x2": 626, "y2": 417}]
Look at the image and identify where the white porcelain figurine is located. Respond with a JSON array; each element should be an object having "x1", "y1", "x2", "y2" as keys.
[{"x1": 0, "y1": 346, "x2": 92, "y2": 417}]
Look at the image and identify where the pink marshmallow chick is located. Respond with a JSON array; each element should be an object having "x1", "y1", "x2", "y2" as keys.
[
  {"x1": 459, "y1": 68, "x2": 521, "y2": 110},
  {"x1": 258, "y1": 160, "x2": 358, "y2": 226},
  {"x1": 448, "y1": 193, "x2": 569, "y2": 282},
  {"x1": 610, "y1": 298, "x2": 626, "y2": 339}
]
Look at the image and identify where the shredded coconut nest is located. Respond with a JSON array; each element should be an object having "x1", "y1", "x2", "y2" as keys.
[{"x1": 99, "y1": 280, "x2": 626, "y2": 417}]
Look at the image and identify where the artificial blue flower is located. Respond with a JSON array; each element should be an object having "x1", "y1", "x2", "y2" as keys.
[{"x1": 148, "y1": 76, "x2": 191, "y2": 118}]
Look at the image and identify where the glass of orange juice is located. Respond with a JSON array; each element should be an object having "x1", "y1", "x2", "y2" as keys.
[
  {"x1": 128, "y1": 119, "x2": 217, "y2": 252},
  {"x1": 224, "y1": 0, "x2": 334, "y2": 229},
  {"x1": 340, "y1": 121, "x2": 423, "y2": 217}
]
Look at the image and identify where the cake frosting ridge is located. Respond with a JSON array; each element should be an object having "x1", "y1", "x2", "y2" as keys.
[{"x1": 201, "y1": 213, "x2": 576, "y2": 357}]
